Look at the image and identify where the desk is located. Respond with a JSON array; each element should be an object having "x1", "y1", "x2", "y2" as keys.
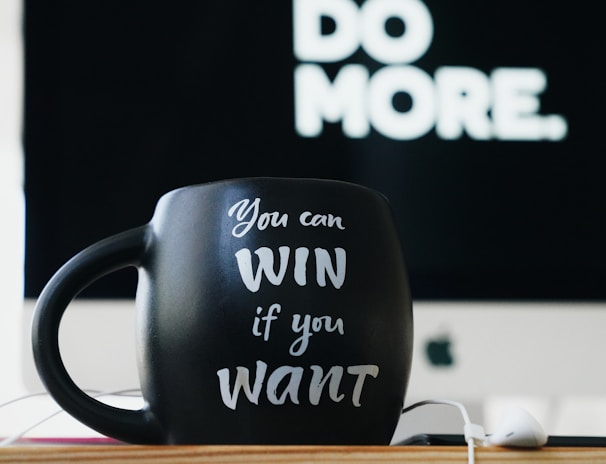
[{"x1": 1, "y1": 446, "x2": 606, "y2": 463}]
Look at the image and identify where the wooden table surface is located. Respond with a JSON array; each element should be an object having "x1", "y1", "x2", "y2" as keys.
[{"x1": 1, "y1": 445, "x2": 606, "y2": 463}]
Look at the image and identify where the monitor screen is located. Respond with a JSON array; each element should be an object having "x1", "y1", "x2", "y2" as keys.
[{"x1": 24, "y1": 0, "x2": 605, "y2": 300}]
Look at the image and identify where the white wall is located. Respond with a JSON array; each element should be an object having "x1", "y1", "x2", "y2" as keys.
[{"x1": 0, "y1": 0, "x2": 25, "y2": 402}]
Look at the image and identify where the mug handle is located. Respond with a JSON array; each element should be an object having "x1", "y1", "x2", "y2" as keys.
[{"x1": 31, "y1": 225, "x2": 164, "y2": 444}]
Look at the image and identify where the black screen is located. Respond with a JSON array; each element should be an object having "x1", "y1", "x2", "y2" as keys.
[{"x1": 24, "y1": 0, "x2": 605, "y2": 300}]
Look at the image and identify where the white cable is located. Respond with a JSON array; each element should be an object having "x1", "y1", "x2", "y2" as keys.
[
  {"x1": 469, "y1": 439, "x2": 474, "y2": 464},
  {"x1": 402, "y1": 399, "x2": 486, "y2": 464},
  {"x1": 402, "y1": 399, "x2": 472, "y2": 424},
  {"x1": 3, "y1": 392, "x2": 484, "y2": 461},
  {"x1": 0, "y1": 391, "x2": 51, "y2": 410},
  {"x1": 0, "y1": 388, "x2": 141, "y2": 446}
]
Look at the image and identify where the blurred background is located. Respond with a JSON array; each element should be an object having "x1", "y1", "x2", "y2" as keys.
[{"x1": 2, "y1": 0, "x2": 606, "y2": 441}]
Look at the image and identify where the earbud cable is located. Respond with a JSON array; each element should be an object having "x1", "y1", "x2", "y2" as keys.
[
  {"x1": 402, "y1": 399, "x2": 485, "y2": 464},
  {"x1": 0, "y1": 388, "x2": 141, "y2": 446}
]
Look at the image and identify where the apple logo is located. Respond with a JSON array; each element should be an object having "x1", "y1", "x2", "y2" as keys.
[{"x1": 424, "y1": 334, "x2": 454, "y2": 367}]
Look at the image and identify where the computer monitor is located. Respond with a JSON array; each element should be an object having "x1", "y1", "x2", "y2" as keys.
[
  {"x1": 24, "y1": 0, "x2": 605, "y2": 301},
  {"x1": 20, "y1": 0, "x2": 606, "y2": 437}
]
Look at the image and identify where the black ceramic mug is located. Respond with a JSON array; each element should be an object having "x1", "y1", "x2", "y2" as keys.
[{"x1": 31, "y1": 178, "x2": 413, "y2": 445}]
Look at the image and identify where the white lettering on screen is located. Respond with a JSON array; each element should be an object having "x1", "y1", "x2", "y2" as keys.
[{"x1": 292, "y1": 0, "x2": 568, "y2": 142}]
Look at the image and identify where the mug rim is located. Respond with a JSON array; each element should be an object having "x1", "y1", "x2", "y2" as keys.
[{"x1": 161, "y1": 177, "x2": 386, "y2": 199}]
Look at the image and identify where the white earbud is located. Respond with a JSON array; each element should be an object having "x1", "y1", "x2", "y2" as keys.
[
  {"x1": 402, "y1": 400, "x2": 548, "y2": 464},
  {"x1": 487, "y1": 407, "x2": 548, "y2": 448}
]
